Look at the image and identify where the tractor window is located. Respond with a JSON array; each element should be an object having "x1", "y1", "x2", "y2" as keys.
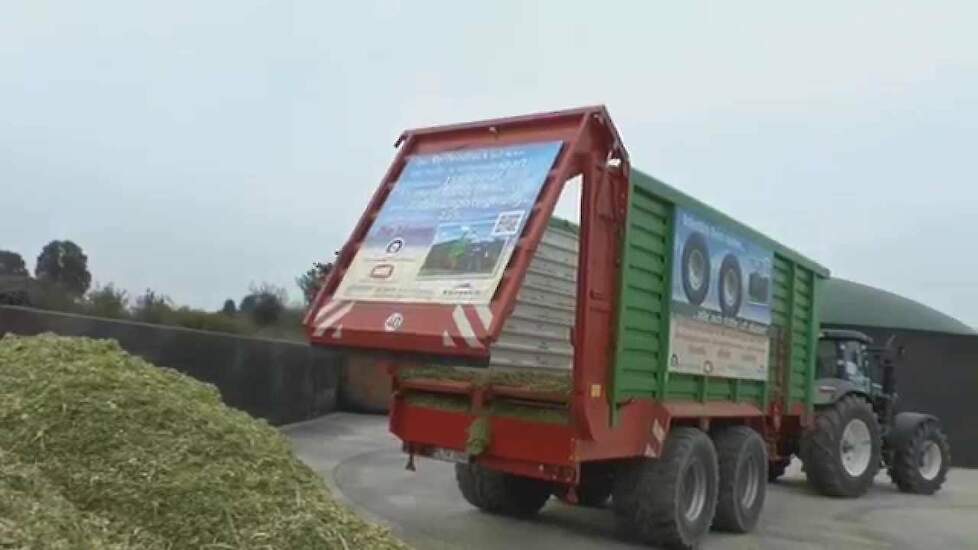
[
  {"x1": 817, "y1": 340, "x2": 838, "y2": 378},
  {"x1": 839, "y1": 341, "x2": 864, "y2": 381}
]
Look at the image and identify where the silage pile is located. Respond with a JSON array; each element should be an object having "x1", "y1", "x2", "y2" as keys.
[{"x1": 0, "y1": 334, "x2": 407, "y2": 550}]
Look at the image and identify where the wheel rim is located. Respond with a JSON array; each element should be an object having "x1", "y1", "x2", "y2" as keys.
[
  {"x1": 723, "y1": 268, "x2": 739, "y2": 307},
  {"x1": 680, "y1": 459, "x2": 707, "y2": 522},
  {"x1": 919, "y1": 441, "x2": 942, "y2": 481},
  {"x1": 840, "y1": 418, "x2": 873, "y2": 477},
  {"x1": 738, "y1": 454, "x2": 760, "y2": 509},
  {"x1": 688, "y1": 250, "x2": 706, "y2": 291}
]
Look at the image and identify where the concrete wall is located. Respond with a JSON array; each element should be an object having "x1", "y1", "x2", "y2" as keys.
[
  {"x1": 825, "y1": 324, "x2": 978, "y2": 467},
  {"x1": 0, "y1": 306, "x2": 342, "y2": 426},
  {"x1": 340, "y1": 352, "x2": 393, "y2": 413}
]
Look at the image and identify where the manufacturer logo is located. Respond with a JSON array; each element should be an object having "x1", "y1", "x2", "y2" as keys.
[
  {"x1": 370, "y1": 264, "x2": 395, "y2": 279},
  {"x1": 385, "y1": 237, "x2": 405, "y2": 255},
  {"x1": 384, "y1": 312, "x2": 404, "y2": 332}
]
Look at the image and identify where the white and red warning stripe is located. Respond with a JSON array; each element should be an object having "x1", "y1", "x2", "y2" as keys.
[
  {"x1": 308, "y1": 300, "x2": 498, "y2": 354},
  {"x1": 312, "y1": 300, "x2": 355, "y2": 337}
]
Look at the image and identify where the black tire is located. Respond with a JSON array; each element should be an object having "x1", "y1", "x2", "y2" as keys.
[
  {"x1": 888, "y1": 421, "x2": 950, "y2": 495},
  {"x1": 455, "y1": 463, "x2": 551, "y2": 517},
  {"x1": 680, "y1": 232, "x2": 711, "y2": 306},
  {"x1": 712, "y1": 426, "x2": 767, "y2": 533},
  {"x1": 800, "y1": 394, "x2": 881, "y2": 497},
  {"x1": 768, "y1": 458, "x2": 791, "y2": 482},
  {"x1": 613, "y1": 428, "x2": 718, "y2": 549},
  {"x1": 718, "y1": 254, "x2": 743, "y2": 317}
]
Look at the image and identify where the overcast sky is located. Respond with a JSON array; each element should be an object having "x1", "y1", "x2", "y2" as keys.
[{"x1": 2, "y1": 1, "x2": 977, "y2": 327}]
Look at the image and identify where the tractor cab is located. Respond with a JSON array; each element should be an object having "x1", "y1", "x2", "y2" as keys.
[
  {"x1": 816, "y1": 329, "x2": 898, "y2": 427},
  {"x1": 817, "y1": 329, "x2": 875, "y2": 392}
]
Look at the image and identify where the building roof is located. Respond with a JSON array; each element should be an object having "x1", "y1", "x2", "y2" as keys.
[{"x1": 820, "y1": 278, "x2": 976, "y2": 336}]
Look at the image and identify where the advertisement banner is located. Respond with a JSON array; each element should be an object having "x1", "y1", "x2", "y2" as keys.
[
  {"x1": 668, "y1": 208, "x2": 774, "y2": 380},
  {"x1": 334, "y1": 141, "x2": 563, "y2": 305}
]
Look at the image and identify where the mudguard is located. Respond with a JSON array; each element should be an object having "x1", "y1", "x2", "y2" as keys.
[
  {"x1": 885, "y1": 411, "x2": 939, "y2": 451},
  {"x1": 812, "y1": 378, "x2": 868, "y2": 406}
]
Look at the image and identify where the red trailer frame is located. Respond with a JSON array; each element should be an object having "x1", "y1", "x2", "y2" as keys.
[{"x1": 307, "y1": 106, "x2": 787, "y2": 488}]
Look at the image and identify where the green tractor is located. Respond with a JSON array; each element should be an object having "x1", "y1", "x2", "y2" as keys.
[{"x1": 774, "y1": 329, "x2": 952, "y2": 496}]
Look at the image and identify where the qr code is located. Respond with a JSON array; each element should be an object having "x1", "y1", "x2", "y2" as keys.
[{"x1": 491, "y1": 210, "x2": 525, "y2": 236}]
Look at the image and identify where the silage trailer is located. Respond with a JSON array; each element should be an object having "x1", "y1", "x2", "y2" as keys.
[{"x1": 305, "y1": 106, "x2": 949, "y2": 548}]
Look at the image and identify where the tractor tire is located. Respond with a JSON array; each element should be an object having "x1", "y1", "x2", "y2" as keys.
[
  {"x1": 718, "y1": 254, "x2": 743, "y2": 317},
  {"x1": 801, "y1": 394, "x2": 881, "y2": 497},
  {"x1": 613, "y1": 427, "x2": 718, "y2": 549},
  {"x1": 454, "y1": 463, "x2": 551, "y2": 518},
  {"x1": 767, "y1": 458, "x2": 791, "y2": 482},
  {"x1": 680, "y1": 232, "x2": 711, "y2": 306},
  {"x1": 712, "y1": 426, "x2": 767, "y2": 533},
  {"x1": 888, "y1": 421, "x2": 950, "y2": 495}
]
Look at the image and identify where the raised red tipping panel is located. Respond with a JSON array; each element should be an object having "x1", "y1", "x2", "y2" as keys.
[{"x1": 305, "y1": 106, "x2": 626, "y2": 359}]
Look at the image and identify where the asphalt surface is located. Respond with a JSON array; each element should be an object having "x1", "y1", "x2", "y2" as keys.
[{"x1": 283, "y1": 413, "x2": 978, "y2": 549}]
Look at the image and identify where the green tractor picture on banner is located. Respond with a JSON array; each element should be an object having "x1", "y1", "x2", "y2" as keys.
[{"x1": 670, "y1": 208, "x2": 774, "y2": 381}]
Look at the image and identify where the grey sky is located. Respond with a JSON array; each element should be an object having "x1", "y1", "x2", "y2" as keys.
[{"x1": 2, "y1": 1, "x2": 977, "y2": 327}]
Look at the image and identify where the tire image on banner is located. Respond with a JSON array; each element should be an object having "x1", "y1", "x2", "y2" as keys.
[{"x1": 669, "y1": 208, "x2": 773, "y2": 381}]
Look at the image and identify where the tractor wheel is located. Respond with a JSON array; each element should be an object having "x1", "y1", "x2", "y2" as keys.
[
  {"x1": 712, "y1": 426, "x2": 767, "y2": 533},
  {"x1": 455, "y1": 463, "x2": 551, "y2": 517},
  {"x1": 680, "y1": 232, "x2": 711, "y2": 306},
  {"x1": 888, "y1": 421, "x2": 950, "y2": 495},
  {"x1": 613, "y1": 427, "x2": 718, "y2": 549},
  {"x1": 801, "y1": 394, "x2": 881, "y2": 497},
  {"x1": 768, "y1": 458, "x2": 791, "y2": 482},
  {"x1": 718, "y1": 254, "x2": 743, "y2": 317}
]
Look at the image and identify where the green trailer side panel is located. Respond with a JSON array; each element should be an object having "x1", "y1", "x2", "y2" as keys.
[
  {"x1": 611, "y1": 184, "x2": 671, "y2": 404},
  {"x1": 611, "y1": 170, "x2": 827, "y2": 416},
  {"x1": 769, "y1": 257, "x2": 818, "y2": 410}
]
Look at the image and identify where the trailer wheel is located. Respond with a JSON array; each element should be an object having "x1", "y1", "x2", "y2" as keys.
[
  {"x1": 888, "y1": 421, "x2": 950, "y2": 495},
  {"x1": 454, "y1": 463, "x2": 551, "y2": 518},
  {"x1": 613, "y1": 427, "x2": 718, "y2": 549},
  {"x1": 680, "y1": 232, "x2": 711, "y2": 306},
  {"x1": 768, "y1": 458, "x2": 791, "y2": 482},
  {"x1": 718, "y1": 254, "x2": 743, "y2": 317},
  {"x1": 712, "y1": 426, "x2": 766, "y2": 533},
  {"x1": 801, "y1": 394, "x2": 881, "y2": 497}
]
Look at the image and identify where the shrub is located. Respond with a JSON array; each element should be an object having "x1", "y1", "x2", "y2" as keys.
[
  {"x1": 84, "y1": 283, "x2": 129, "y2": 319},
  {"x1": 240, "y1": 283, "x2": 287, "y2": 327},
  {"x1": 166, "y1": 307, "x2": 246, "y2": 334},
  {"x1": 132, "y1": 289, "x2": 172, "y2": 324}
]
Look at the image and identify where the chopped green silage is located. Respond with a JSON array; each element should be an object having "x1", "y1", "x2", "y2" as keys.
[
  {"x1": 398, "y1": 366, "x2": 572, "y2": 396},
  {"x1": 465, "y1": 417, "x2": 491, "y2": 456},
  {"x1": 489, "y1": 401, "x2": 569, "y2": 425},
  {"x1": 399, "y1": 366, "x2": 572, "y2": 425},
  {"x1": 0, "y1": 448, "x2": 159, "y2": 550},
  {"x1": 403, "y1": 392, "x2": 470, "y2": 413},
  {"x1": 0, "y1": 334, "x2": 408, "y2": 550}
]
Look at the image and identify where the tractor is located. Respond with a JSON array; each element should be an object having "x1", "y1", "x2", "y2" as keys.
[{"x1": 771, "y1": 329, "x2": 952, "y2": 496}]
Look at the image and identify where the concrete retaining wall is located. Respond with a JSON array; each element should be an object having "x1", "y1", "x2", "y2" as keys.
[{"x1": 0, "y1": 306, "x2": 342, "y2": 426}]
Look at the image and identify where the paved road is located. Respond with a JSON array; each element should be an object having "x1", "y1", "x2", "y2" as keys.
[{"x1": 283, "y1": 413, "x2": 978, "y2": 549}]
